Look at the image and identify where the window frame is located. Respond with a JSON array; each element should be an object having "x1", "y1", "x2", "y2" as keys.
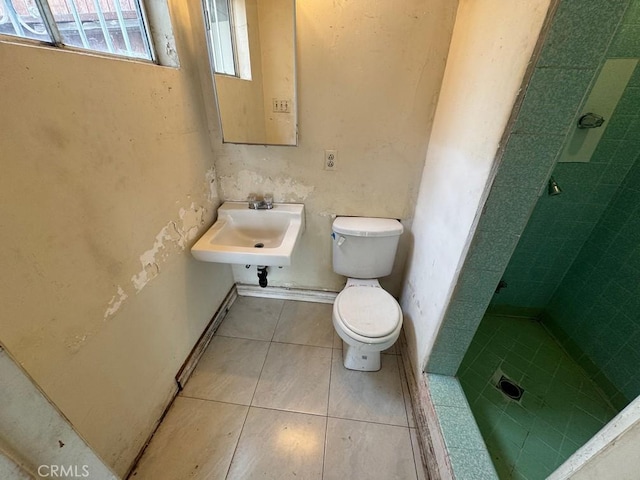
[
  {"x1": 204, "y1": 0, "x2": 239, "y2": 77},
  {"x1": 0, "y1": 0, "x2": 157, "y2": 63}
]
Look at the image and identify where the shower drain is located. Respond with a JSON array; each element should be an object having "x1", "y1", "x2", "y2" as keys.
[
  {"x1": 497, "y1": 376, "x2": 524, "y2": 401},
  {"x1": 492, "y1": 368, "x2": 524, "y2": 402}
]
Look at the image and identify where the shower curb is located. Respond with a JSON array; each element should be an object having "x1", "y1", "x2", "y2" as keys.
[{"x1": 399, "y1": 335, "x2": 454, "y2": 480}]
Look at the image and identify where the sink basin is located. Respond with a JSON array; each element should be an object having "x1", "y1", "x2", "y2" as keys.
[{"x1": 191, "y1": 202, "x2": 305, "y2": 266}]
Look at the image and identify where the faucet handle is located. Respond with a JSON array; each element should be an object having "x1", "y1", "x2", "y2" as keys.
[
  {"x1": 248, "y1": 193, "x2": 259, "y2": 209},
  {"x1": 263, "y1": 193, "x2": 274, "y2": 207}
]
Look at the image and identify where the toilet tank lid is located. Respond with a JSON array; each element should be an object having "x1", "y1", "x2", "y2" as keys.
[{"x1": 333, "y1": 217, "x2": 403, "y2": 237}]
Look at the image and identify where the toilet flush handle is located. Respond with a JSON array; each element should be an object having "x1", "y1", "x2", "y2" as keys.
[{"x1": 337, "y1": 236, "x2": 346, "y2": 247}]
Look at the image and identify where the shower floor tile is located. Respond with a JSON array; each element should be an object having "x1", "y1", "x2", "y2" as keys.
[
  {"x1": 131, "y1": 297, "x2": 421, "y2": 480},
  {"x1": 459, "y1": 314, "x2": 618, "y2": 480}
]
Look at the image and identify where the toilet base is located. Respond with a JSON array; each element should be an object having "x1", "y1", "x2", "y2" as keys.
[{"x1": 342, "y1": 341, "x2": 381, "y2": 371}]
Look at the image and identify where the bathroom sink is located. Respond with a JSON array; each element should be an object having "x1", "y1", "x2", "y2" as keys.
[{"x1": 191, "y1": 202, "x2": 305, "y2": 266}]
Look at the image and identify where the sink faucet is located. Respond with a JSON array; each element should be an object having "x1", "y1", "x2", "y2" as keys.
[{"x1": 248, "y1": 194, "x2": 274, "y2": 210}]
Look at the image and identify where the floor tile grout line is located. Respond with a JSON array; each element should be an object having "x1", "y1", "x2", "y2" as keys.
[
  {"x1": 326, "y1": 414, "x2": 410, "y2": 429},
  {"x1": 326, "y1": 341, "x2": 334, "y2": 418},
  {"x1": 213, "y1": 333, "x2": 272, "y2": 344},
  {"x1": 408, "y1": 428, "x2": 421, "y2": 480},
  {"x1": 270, "y1": 299, "x2": 288, "y2": 342},
  {"x1": 173, "y1": 398, "x2": 413, "y2": 428},
  {"x1": 224, "y1": 333, "x2": 275, "y2": 480},
  {"x1": 272, "y1": 339, "x2": 333, "y2": 350},
  {"x1": 321, "y1": 346, "x2": 335, "y2": 480},
  {"x1": 248, "y1": 340, "x2": 273, "y2": 408},
  {"x1": 223, "y1": 397, "x2": 251, "y2": 480},
  {"x1": 178, "y1": 394, "x2": 252, "y2": 407},
  {"x1": 322, "y1": 414, "x2": 329, "y2": 480},
  {"x1": 397, "y1": 355, "x2": 421, "y2": 480},
  {"x1": 214, "y1": 332, "x2": 335, "y2": 350},
  {"x1": 396, "y1": 354, "x2": 412, "y2": 429}
]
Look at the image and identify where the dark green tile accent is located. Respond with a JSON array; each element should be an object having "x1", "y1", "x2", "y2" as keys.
[
  {"x1": 600, "y1": 164, "x2": 631, "y2": 185},
  {"x1": 590, "y1": 139, "x2": 623, "y2": 163},
  {"x1": 629, "y1": 64, "x2": 640, "y2": 86},
  {"x1": 611, "y1": 139, "x2": 640, "y2": 165},
  {"x1": 486, "y1": 305, "x2": 544, "y2": 318},
  {"x1": 613, "y1": 87, "x2": 640, "y2": 116},
  {"x1": 602, "y1": 114, "x2": 633, "y2": 140}
]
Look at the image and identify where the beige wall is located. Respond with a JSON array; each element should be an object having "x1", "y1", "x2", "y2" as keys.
[
  {"x1": 400, "y1": 0, "x2": 552, "y2": 375},
  {"x1": 0, "y1": 0, "x2": 233, "y2": 476},
  {"x1": 258, "y1": 0, "x2": 296, "y2": 145},
  {"x1": 0, "y1": 346, "x2": 117, "y2": 478},
  {"x1": 215, "y1": 0, "x2": 458, "y2": 295}
]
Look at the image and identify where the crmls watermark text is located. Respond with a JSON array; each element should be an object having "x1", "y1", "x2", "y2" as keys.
[{"x1": 37, "y1": 465, "x2": 90, "y2": 478}]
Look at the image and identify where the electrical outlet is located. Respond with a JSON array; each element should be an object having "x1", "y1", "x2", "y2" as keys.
[
  {"x1": 324, "y1": 150, "x2": 337, "y2": 171},
  {"x1": 272, "y1": 99, "x2": 290, "y2": 113}
]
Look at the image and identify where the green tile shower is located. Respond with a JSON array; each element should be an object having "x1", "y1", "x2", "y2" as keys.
[
  {"x1": 458, "y1": 2, "x2": 640, "y2": 477},
  {"x1": 426, "y1": 0, "x2": 640, "y2": 478}
]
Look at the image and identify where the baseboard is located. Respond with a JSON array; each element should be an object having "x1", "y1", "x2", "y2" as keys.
[
  {"x1": 399, "y1": 335, "x2": 454, "y2": 480},
  {"x1": 126, "y1": 285, "x2": 238, "y2": 479},
  {"x1": 175, "y1": 285, "x2": 238, "y2": 389},
  {"x1": 236, "y1": 284, "x2": 338, "y2": 304}
]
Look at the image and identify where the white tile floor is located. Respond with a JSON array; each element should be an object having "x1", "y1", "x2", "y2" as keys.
[{"x1": 130, "y1": 296, "x2": 425, "y2": 480}]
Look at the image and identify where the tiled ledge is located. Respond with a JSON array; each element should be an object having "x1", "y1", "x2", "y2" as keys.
[
  {"x1": 427, "y1": 374, "x2": 498, "y2": 480},
  {"x1": 399, "y1": 333, "x2": 497, "y2": 479}
]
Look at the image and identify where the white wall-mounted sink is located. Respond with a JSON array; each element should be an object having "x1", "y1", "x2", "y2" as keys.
[{"x1": 191, "y1": 202, "x2": 305, "y2": 266}]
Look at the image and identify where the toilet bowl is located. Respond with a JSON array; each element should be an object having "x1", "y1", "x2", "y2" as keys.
[
  {"x1": 331, "y1": 216, "x2": 404, "y2": 371},
  {"x1": 333, "y1": 278, "x2": 403, "y2": 371}
]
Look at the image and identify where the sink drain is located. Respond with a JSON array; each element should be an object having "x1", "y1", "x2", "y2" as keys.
[{"x1": 254, "y1": 243, "x2": 264, "y2": 248}]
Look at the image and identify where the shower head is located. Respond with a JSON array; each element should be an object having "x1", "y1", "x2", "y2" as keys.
[{"x1": 548, "y1": 176, "x2": 562, "y2": 196}]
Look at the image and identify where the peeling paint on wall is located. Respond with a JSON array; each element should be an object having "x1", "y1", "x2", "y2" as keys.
[
  {"x1": 131, "y1": 203, "x2": 206, "y2": 293},
  {"x1": 219, "y1": 170, "x2": 315, "y2": 202},
  {"x1": 65, "y1": 334, "x2": 89, "y2": 353},
  {"x1": 104, "y1": 286, "x2": 128, "y2": 320},
  {"x1": 205, "y1": 167, "x2": 217, "y2": 203}
]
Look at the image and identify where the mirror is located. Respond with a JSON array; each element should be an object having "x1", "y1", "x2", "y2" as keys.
[{"x1": 203, "y1": 0, "x2": 297, "y2": 146}]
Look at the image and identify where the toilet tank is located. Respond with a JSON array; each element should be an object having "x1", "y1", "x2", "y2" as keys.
[{"x1": 332, "y1": 217, "x2": 403, "y2": 279}]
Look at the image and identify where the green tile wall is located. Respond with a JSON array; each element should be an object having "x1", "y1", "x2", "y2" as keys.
[
  {"x1": 492, "y1": 35, "x2": 640, "y2": 310},
  {"x1": 428, "y1": 0, "x2": 633, "y2": 376},
  {"x1": 428, "y1": 374, "x2": 499, "y2": 479},
  {"x1": 545, "y1": 158, "x2": 640, "y2": 409}
]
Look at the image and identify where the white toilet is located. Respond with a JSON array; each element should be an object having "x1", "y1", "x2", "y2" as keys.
[{"x1": 331, "y1": 216, "x2": 404, "y2": 371}]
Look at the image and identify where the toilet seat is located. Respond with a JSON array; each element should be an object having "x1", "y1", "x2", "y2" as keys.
[{"x1": 335, "y1": 286, "x2": 401, "y2": 339}]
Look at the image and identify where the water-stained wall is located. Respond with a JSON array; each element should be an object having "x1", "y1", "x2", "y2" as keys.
[
  {"x1": 400, "y1": 0, "x2": 553, "y2": 375},
  {"x1": 213, "y1": 0, "x2": 459, "y2": 296},
  {"x1": 0, "y1": 1, "x2": 234, "y2": 475}
]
